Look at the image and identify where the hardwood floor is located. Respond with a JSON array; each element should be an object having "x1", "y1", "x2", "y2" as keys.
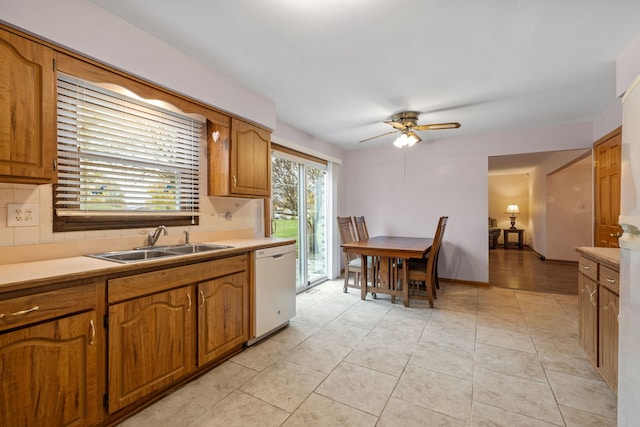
[{"x1": 489, "y1": 246, "x2": 578, "y2": 295}]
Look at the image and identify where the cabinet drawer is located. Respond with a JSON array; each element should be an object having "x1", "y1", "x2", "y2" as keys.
[
  {"x1": 109, "y1": 255, "x2": 248, "y2": 303},
  {"x1": 0, "y1": 281, "x2": 98, "y2": 332},
  {"x1": 599, "y1": 265, "x2": 619, "y2": 295},
  {"x1": 578, "y1": 256, "x2": 598, "y2": 281}
]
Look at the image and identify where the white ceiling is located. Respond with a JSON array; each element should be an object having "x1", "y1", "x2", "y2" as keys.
[{"x1": 88, "y1": 0, "x2": 640, "y2": 150}]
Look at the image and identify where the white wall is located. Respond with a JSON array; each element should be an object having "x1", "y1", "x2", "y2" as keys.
[
  {"x1": 546, "y1": 155, "x2": 593, "y2": 261},
  {"x1": 0, "y1": 0, "x2": 276, "y2": 130},
  {"x1": 343, "y1": 122, "x2": 594, "y2": 283},
  {"x1": 527, "y1": 149, "x2": 592, "y2": 257},
  {"x1": 616, "y1": 34, "x2": 640, "y2": 98}
]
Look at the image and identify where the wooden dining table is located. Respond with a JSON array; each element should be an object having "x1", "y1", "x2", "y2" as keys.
[{"x1": 341, "y1": 236, "x2": 434, "y2": 307}]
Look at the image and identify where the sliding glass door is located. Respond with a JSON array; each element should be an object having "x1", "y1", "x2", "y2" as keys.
[{"x1": 272, "y1": 151, "x2": 327, "y2": 290}]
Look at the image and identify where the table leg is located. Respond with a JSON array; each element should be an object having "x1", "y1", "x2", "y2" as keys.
[
  {"x1": 360, "y1": 254, "x2": 368, "y2": 300},
  {"x1": 402, "y1": 257, "x2": 410, "y2": 307}
]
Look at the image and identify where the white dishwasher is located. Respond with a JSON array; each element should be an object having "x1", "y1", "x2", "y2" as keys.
[{"x1": 248, "y1": 243, "x2": 296, "y2": 346}]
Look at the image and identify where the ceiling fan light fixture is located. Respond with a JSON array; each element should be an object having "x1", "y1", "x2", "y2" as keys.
[{"x1": 393, "y1": 131, "x2": 420, "y2": 148}]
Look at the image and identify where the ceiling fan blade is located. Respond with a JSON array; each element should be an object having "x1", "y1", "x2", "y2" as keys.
[
  {"x1": 359, "y1": 130, "x2": 399, "y2": 143},
  {"x1": 383, "y1": 120, "x2": 408, "y2": 131},
  {"x1": 413, "y1": 122, "x2": 461, "y2": 131}
]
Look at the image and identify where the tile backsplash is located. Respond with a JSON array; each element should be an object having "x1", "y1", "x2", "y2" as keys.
[{"x1": 0, "y1": 182, "x2": 264, "y2": 264}]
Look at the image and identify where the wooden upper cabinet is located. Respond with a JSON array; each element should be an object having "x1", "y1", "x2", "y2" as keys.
[
  {"x1": 594, "y1": 128, "x2": 621, "y2": 247},
  {"x1": 208, "y1": 117, "x2": 271, "y2": 197},
  {"x1": 0, "y1": 28, "x2": 56, "y2": 184}
]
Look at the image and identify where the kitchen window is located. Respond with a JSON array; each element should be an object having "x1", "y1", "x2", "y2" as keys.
[{"x1": 54, "y1": 73, "x2": 204, "y2": 231}]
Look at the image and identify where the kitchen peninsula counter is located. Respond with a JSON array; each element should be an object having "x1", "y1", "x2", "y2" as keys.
[{"x1": 575, "y1": 246, "x2": 620, "y2": 270}]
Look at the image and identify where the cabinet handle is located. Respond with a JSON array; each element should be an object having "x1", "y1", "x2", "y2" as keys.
[
  {"x1": 606, "y1": 277, "x2": 616, "y2": 284},
  {"x1": 609, "y1": 232, "x2": 622, "y2": 238},
  {"x1": 200, "y1": 290, "x2": 205, "y2": 308},
  {"x1": 187, "y1": 293, "x2": 192, "y2": 312},
  {"x1": 582, "y1": 265, "x2": 590, "y2": 270},
  {"x1": 232, "y1": 175, "x2": 237, "y2": 188},
  {"x1": 589, "y1": 290, "x2": 596, "y2": 306},
  {"x1": 89, "y1": 320, "x2": 95, "y2": 345},
  {"x1": 10, "y1": 306, "x2": 40, "y2": 316}
]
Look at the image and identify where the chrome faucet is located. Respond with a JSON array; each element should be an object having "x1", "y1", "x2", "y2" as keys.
[
  {"x1": 147, "y1": 225, "x2": 168, "y2": 246},
  {"x1": 183, "y1": 230, "x2": 190, "y2": 245}
]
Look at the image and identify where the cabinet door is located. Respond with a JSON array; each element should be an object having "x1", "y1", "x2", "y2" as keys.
[
  {"x1": 0, "y1": 311, "x2": 100, "y2": 427},
  {"x1": 108, "y1": 287, "x2": 195, "y2": 412},
  {"x1": 230, "y1": 118, "x2": 271, "y2": 196},
  {"x1": 599, "y1": 285, "x2": 619, "y2": 393},
  {"x1": 0, "y1": 28, "x2": 56, "y2": 184},
  {"x1": 578, "y1": 273, "x2": 598, "y2": 364},
  {"x1": 198, "y1": 271, "x2": 249, "y2": 365}
]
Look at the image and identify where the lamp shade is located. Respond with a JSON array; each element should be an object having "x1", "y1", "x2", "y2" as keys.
[{"x1": 505, "y1": 204, "x2": 520, "y2": 214}]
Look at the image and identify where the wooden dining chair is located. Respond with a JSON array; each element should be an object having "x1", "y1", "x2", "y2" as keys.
[
  {"x1": 353, "y1": 216, "x2": 369, "y2": 241},
  {"x1": 400, "y1": 216, "x2": 448, "y2": 307},
  {"x1": 337, "y1": 216, "x2": 363, "y2": 292}
]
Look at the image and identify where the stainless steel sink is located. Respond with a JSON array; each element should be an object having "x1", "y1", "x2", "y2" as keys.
[
  {"x1": 87, "y1": 249, "x2": 177, "y2": 263},
  {"x1": 161, "y1": 244, "x2": 232, "y2": 254},
  {"x1": 86, "y1": 243, "x2": 233, "y2": 263}
]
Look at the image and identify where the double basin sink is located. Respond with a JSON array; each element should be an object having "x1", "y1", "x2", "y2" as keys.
[{"x1": 87, "y1": 243, "x2": 233, "y2": 264}]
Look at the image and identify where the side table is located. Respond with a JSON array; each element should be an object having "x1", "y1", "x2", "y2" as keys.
[{"x1": 503, "y1": 229, "x2": 525, "y2": 249}]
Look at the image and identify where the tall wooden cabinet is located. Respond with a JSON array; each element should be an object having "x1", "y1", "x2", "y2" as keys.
[
  {"x1": 208, "y1": 117, "x2": 271, "y2": 197},
  {"x1": 0, "y1": 281, "x2": 101, "y2": 427},
  {"x1": 0, "y1": 27, "x2": 56, "y2": 184}
]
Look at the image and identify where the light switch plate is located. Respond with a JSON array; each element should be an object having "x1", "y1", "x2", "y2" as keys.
[{"x1": 7, "y1": 203, "x2": 39, "y2": 227}]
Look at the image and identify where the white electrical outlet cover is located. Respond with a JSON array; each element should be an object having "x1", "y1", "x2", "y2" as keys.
[{"x1": 7, "y1": 203, "x2": 40, "y2": 227}]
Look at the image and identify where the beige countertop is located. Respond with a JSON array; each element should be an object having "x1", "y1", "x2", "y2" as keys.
[
  {"x1": 576, "y1": 247, "x2": 620, "y2": 270},
  {"x1": 0, "y1": 237, "x2": 295, "y2": 294}
]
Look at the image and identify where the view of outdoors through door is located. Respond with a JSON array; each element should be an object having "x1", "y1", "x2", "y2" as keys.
[{"x1": 272, "y1": 152, "x2": 327, "y2": 291}]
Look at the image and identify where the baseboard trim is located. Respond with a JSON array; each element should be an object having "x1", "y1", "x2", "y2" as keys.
[{"x1": 442, "y1": 278, "x2": 490, "y2": 287}]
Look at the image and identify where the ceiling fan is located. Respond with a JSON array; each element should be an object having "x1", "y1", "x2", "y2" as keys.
[{"x1": 360, "y1": 111, "x2": 461, "y2": 147}]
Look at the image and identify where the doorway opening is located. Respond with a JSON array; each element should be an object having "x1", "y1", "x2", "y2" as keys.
[{"x1": 488, "y1": 149, "x2": 591, "y2": 294}]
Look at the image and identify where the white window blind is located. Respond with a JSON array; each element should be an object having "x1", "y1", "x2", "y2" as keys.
[{"x1": 56, "y1": 74, "x2": 202, "y2": 217}]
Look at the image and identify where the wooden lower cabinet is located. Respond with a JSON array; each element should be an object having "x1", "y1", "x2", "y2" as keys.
[
  {"x1": 106, "y1": 255, "x2": 249, "y2": 418},
  {"x1": 108, "y1": 286, "x2": 195, "y2": 413},
  {"x1": 198, "y1": 271, "x2": 249, "y2": 365},
  {"x1": 576, "y1": 250, "x2": 619, "y2": 394},
  {"x1": 0, "y1": 311, "x2": 100, "y2": 427},
  {"x1": 578, "y1": 273, "x2": 598, "y2": 364},
  {"x1": 598, "y1": 285, "x2": 619, "y2": 393}
]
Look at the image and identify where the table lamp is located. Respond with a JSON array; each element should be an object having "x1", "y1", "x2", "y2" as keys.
[{"x1": 505, "y1": 204, "x2": 520, "y2": 230}]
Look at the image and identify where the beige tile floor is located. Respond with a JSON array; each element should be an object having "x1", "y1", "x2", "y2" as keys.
[{"x1": 119, "y1": 280, "x2": 617, "y2": 426}]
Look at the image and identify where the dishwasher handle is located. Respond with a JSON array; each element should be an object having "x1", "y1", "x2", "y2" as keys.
[{"x1": 255, "y1": 244, "x2": 296, "y2": 259}]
